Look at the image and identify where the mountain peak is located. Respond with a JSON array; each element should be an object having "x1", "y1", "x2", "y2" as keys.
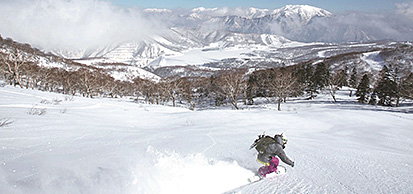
[
  {"x1": 143, "y1": 8, "x2": 172, "y2": 13},
  {"x1": 187, "y1": 6, "x2": 331, "y2": 20},
  {"x1": 280, "y1": 4, "x2": 332, "y2": 15},
  {"x1": 273, "y1": 5, "x2": 332, "y2": 23}
]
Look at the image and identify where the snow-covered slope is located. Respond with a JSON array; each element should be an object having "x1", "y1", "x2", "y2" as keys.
[
  {"x1": 71, "y1": 28, "x2": 295, "y2": 68},
  {"x1": 1, "y1": 85, "x2": 412, "y2": 194}
]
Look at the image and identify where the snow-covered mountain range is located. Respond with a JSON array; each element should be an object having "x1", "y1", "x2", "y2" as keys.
[
  {"x1": 46, "y1": 5, "x2": 412, "y2": 75},
  {"x1": 53, "y1": 5, "x2": 333, "y2": 59},
  {"x1": 2, "y1": 4, "x2": 412, "y2": 81}
]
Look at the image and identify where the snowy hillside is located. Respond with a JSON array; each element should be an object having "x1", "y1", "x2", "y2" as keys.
[
  {"x1": 1, "y1": 85, "x2": 412, "y2": 194},
  {"x1": 68, "y1": 28, "x2": 294, "y2": 67},
  {"x1": 72, "y1": 39, "x2": 412, "y2": 80},
  {"x1": 2, "y1": 32, "x2": 412, "y2": 83}
]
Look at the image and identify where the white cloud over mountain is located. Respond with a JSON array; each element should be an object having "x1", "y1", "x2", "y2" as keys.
[
  {"x1": 397, "y1": 1, "x2": 413, "y2": 19},
  {"x1": 0, "y1": 0, "x2": 157, "y2": 50}
]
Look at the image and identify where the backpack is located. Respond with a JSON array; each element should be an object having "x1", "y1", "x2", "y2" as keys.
[{"x1": 250, "y1": 134, "x2": 276, "y2": 154}]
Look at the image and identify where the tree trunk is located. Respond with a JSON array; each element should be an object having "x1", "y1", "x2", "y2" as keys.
[
  {"x1": 277, "y1": 98, "x2": 282, "y2": 111},
  {"x1": 396, "y1": 97, "x2": 400, "y2": 107}
]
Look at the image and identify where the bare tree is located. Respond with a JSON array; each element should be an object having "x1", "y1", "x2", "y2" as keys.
[
  {"x1": 160, "y1": 76, "x2": 185, "y2": 107},
  {"x1": 77, "y1": 68, "x2": 101, "y2": 98},
  {"x1": 20, "y1": 63, "x2": 40, "y2": 89},
  {"x1": 268, "y1": 69, "x2": 298, "y2": 111},
  {"x1": 95, "y1": 72, "x2": 114, "y2": 97},
  {"x1": 135, "y1": 78, "x2": 159, "y2": 104},
  {"x1": 0, "y1": 47, "x2": 33, "y2": 88},
  {"x1": 326, "y1": 72, "x2": 346, "y2": 103},
  {"x1": 218, "y1": 69, "x2": 247, "y2": 110},
  {"x1": 179, "y1": 77, "x2": 197, "y2": 110},
  {"x1": 105, "y1": 79, "x2": 124, "y2": 98},
  {"x1": 61, "y1": 71, "x2": 79, "y2": 95}
]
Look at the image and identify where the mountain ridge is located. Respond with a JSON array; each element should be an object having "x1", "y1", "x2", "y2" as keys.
[
  {"x1": 2, "y1": 5, "x2": 412, "y2": 82},
  {"x1": 47, "y1": 4, "x2": 412, "y2": 67}
]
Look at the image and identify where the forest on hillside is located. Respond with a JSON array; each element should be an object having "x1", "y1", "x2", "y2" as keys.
[{"x1": 1, "y1": 36, "x2": 412, "y2": 110}]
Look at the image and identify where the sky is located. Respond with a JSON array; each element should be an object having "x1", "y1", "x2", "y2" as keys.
[{"x1": 109, "y1": 0, "x2": 407, "y2": 13}]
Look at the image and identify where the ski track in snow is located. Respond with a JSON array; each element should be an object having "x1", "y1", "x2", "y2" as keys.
[
  {"x1": 202, "y1": 129, "x2": 217, "y2": 154},
  {"x1": 1, "y1": 86, "x2": 413, "y2": 194}
]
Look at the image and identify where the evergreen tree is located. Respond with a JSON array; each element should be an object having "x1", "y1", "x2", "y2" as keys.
[
  {"x1": 375, "y1": 66, "x2": 398, "y2": 106},
  {"x1": 368, "y1": 91, "x2": 377, "y2": 105},
  {"x1": 349, "y1": 67, "x2": 358, "y2": 88},
  {"x1": 292, "y1": 65, "x2": 307, "y2": 96},
  {"x1": 304, "y1": 65, "x2": 318, "y2": 99},
  {"x1": 349, "y1": 67, "x2": 357, "y2": 97},
  {"x1": 355, "y1": 74, "x2": 370, "y2": 103},
  {"x1": 246, "y1": 73, "x2": 258, "y2": 105},
  {"x1": 336, "y1": 68, "x2": 349, "y2": 88},
  {"x1": 400, "y1": 73, "x2": 413, "y2": 100},
  {"x1": 312, "y1": 62, "x2": 330, "y2": 90}
]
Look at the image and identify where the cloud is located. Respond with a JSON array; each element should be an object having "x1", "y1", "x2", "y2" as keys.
[
  {"x1": 0, "y1": 0, "x2": 158, "y2": 51},
  {"x1": 265, "y1": 9, "x2": 413, "y2": 42},
  {"x1": 396, "y1": 1, "x2": 413, "y2": 19}
]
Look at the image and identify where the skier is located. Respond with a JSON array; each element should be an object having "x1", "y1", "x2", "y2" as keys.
[{"x1": 251, "y1": 133, "x2": 294, "y2": 178}]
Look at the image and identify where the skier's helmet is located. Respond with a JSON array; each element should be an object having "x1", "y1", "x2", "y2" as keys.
[{"x1": 281, "y1": 133, "x2": 288, "y2": 144}]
